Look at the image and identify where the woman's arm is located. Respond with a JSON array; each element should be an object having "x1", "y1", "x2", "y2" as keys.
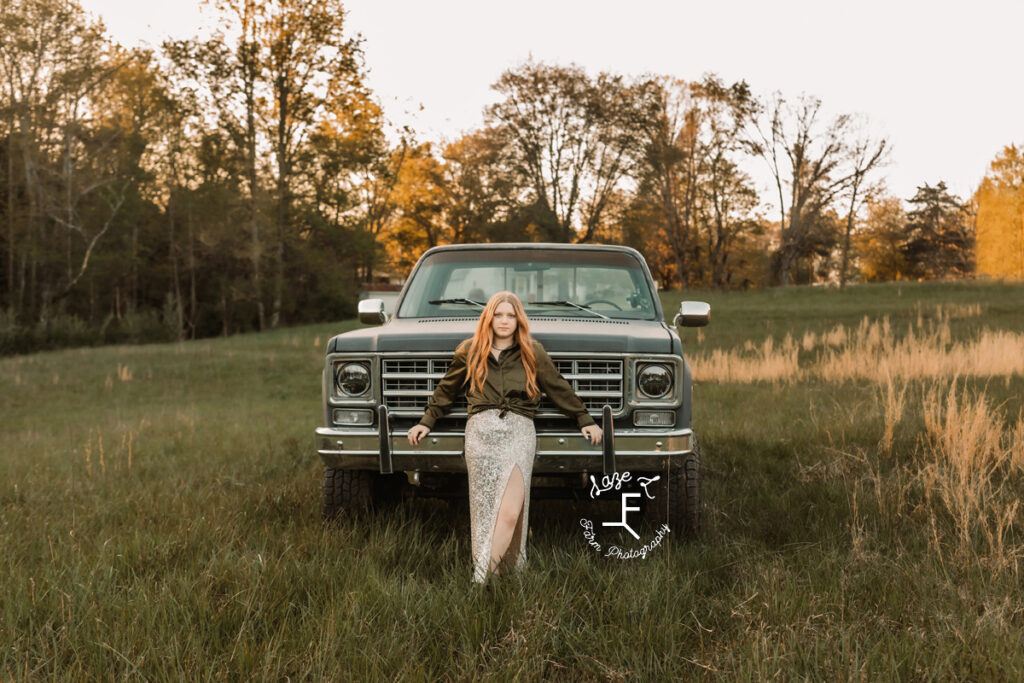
[
  {"x1": 533, "y1": 343, "x2": 597, "y2": 430},
  {"x1": 534, "y1": 344, "x2": 602, "y2": 445},
  {"x1": 416, "y1": 342, "x2": 470, "y2": 430},
  {"x1": 409, "y1": 343, "x2": 470, "y2": 446}
]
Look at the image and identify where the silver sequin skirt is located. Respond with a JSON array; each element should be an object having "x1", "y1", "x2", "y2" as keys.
[{"x1": 463, "y1": 409, "x2": 537, "y2": 583}]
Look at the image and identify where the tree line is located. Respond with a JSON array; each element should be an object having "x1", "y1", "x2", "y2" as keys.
[{"x1": 0, "y1": 0, "x2": 1017, "y2": 354}]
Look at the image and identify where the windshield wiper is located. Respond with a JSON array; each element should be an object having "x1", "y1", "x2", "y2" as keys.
[
  {"x1": 428, "y1": 298, "x2": 485, "y2": 308},
  {"x1": 532, "y1": 300, "x2": 610, "y2": 320}
]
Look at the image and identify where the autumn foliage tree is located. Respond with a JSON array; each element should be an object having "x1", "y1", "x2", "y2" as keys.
[
  {"x1": 485, "y1": 60, "x2": 647, "y2": 243},
  {"x1": 974, "y1": 144, "x2": 1024, "y2": 279},
  {"x1": 855, "y1": 196, "x2": 909, "y2": 282},
  {"x1": 629, "y1": 76, "x2": 754, "y2": 287},
  {"x1": 0, "y1": 0, "x2": 400, "y2": 350},
  {"x1": 625, "y1": 75, "x2": 762, "y2": 288}
]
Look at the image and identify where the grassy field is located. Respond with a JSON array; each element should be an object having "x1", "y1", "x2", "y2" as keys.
[{"x1": 3, "y1": 280, "x2": 1024, "y2": 679}]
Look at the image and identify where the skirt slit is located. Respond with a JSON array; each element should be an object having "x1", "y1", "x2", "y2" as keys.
[{"x1": 490, "y1": 464, "x2": 525, "y2": 572}]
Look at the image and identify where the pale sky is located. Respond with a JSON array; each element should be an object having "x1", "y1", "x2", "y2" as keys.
[{"x1": 82, "y1": 0, "x2": 1023, "y2": 204}]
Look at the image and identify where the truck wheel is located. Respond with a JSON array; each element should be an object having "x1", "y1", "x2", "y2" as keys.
[
  {"x1": 644, "y1": 437, "x2": 701, "y2": 538},
  {"x1": 322, "y1": 468, "x2": 373, "y2": 520}
]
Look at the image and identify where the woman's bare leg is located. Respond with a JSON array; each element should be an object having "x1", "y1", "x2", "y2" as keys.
[{"x1": 489, "y1": 464, "x2": 525, "y2": 576}]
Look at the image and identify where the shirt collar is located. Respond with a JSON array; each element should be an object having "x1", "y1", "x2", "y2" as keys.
[{"x1": 489, "y1": 340, "x2": 519, "y2": 362}]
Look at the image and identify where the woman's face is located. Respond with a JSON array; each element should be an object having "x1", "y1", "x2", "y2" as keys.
[{"x1": 491, "y1": 302, "x2": 517, "y2": 343}]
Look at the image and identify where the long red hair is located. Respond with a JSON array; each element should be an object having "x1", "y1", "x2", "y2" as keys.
[{"x1": 463, "y1": 291, "x2": 540, "y2": 399}]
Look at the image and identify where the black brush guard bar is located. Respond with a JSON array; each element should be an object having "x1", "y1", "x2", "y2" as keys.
[{"x1": 374, "y1": 404, "x2": 624, "y2": 475}]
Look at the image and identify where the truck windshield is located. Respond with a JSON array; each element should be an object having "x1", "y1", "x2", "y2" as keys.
[{"x1": 397, "y1": 249, "x2": 659, "y2": 320}]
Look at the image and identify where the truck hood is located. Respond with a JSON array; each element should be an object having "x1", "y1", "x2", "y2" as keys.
[{"x1": 328, "y1": 317, "x2": 675, "y2": 354}]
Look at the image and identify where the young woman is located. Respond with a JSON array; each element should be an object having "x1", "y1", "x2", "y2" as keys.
[{"x1": 407, "y1": 291, "x2": 603, "y2": 584}]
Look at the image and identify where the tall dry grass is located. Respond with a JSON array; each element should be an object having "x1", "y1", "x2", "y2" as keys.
[
  {"x1": 878, "y1": 373, "x2": 909, "y2": 457},
  {"x1": 818, "y1": 316, "x2": 1024, "y2": 382},
  {"x1": 915, "y1": 300, "x2": 983, "y2": 321},
  {"x1": 694, "y1": 313, "x2": 1024, "y2": 384},
  {"x1": 918, "y1": 381, "x2": 1024, "y2": 572},
  {"x1": 865, "y1": 377, "x2": 1024, "y2": 574},
  {"x1": 694, "y1": 334, "x2": 801, "y2": 383}
]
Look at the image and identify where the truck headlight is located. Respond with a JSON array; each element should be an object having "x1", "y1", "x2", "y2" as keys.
[
  {"x1": 335, "y1": 362, "x2": 370, "y2": 397},
  {"x1": 637, "y1": 364, "x2": 672, "y2": 398}
]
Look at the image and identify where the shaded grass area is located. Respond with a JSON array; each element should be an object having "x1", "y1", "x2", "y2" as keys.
[{"x1": 3, "y1": 281, "x2": 1024, "y2": 678}]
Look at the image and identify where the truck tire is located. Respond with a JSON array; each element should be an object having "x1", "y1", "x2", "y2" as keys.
[
  {"x1": 644, "y1": 437, "x2": 701, "y2": 538},
  {"x1": 322, "y1": 468, "x2": 373, "y2": 520}
]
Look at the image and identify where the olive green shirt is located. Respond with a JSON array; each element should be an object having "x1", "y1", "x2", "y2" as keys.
[{"x1": 417, "y1": 339, "x2": 597, "y2": 430}]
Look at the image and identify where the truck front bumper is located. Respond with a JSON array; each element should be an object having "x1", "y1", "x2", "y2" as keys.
[{"x1": 315, "y1": 426, "x2": 695, "y2": 473}]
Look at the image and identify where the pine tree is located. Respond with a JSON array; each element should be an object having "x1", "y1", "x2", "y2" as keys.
[{"x1": 901, "y1": 182, "x2": 974, "y2": 279}]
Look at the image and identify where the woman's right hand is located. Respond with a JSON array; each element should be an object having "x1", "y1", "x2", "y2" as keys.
[{"x1": 407, "y1": 424, "x2": 431, "y2": 445}]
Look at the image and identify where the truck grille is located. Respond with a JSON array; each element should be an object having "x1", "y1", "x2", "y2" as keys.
[{"x1": 381, "y1": 356, "x2": 624, "y2": 416}]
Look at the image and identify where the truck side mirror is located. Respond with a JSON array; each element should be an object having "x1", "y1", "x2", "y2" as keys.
[
  {"x1": 675, "y1": 300, "x2": 710, "y2": 327},
  {"x1": 358, "y1": 298, "x2": 388, "y2": 325}
]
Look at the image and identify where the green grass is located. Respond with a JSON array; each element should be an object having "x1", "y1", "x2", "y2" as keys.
[{"x1": 3, "y1": 280, "x2": 1024, "y2": 679}]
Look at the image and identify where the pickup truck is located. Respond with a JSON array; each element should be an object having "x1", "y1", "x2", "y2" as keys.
[{"x1": 315, "y1": 243, "x2": 709, "y2": 535}]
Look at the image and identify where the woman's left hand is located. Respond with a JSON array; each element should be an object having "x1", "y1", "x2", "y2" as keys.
[{"x1": 581, "y1": 425, "x2": 603, "y2": 445}]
